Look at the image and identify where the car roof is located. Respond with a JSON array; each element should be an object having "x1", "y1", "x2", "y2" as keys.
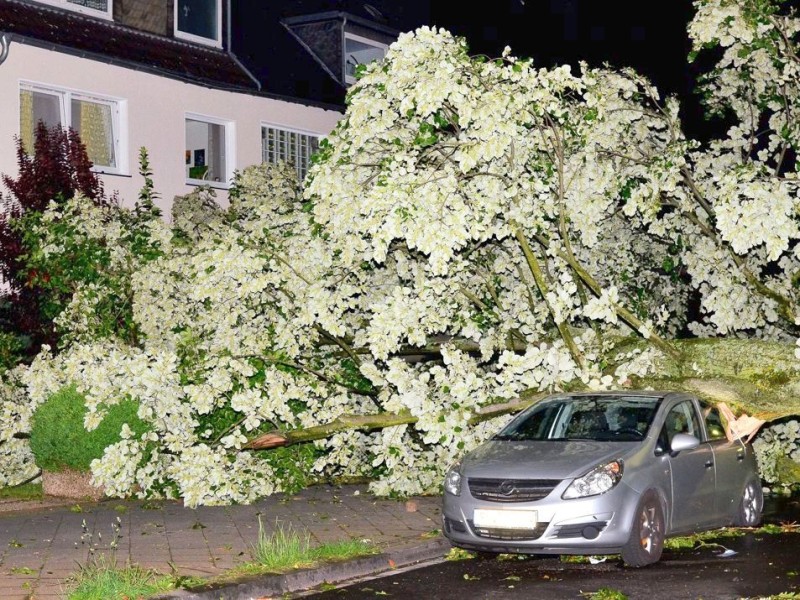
[{"x1": 552, "y1": 390, "x2": 690, "y2": 400}]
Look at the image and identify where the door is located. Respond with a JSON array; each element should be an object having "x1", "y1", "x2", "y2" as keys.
[
  {"x1": 702, "y1": 402, "x2": 748, "y2": 522},
  {"x1": 660, "y1": 400, "x2": 717, "y2": 531}
]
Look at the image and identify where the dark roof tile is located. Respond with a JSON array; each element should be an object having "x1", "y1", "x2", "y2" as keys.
[{"x1": 0, "y1": 0, "x2": 258, "y2": 91}]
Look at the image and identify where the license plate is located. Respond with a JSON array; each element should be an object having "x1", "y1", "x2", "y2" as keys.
[{"x1": 473, "y1": 509, "x2": 538, "y2": 530}]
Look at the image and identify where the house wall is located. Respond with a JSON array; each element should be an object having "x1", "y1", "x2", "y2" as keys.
[{"x1": 0, "y1": 41, "x2": 342, "y2": 215}]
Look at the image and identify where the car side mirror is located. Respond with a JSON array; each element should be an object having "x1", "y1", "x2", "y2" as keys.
[{"x1": 669, "y1": 433, "x2": 700, "y2": 456}]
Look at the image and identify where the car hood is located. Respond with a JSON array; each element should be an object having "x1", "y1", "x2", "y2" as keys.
[{"x1": 461, "y1": 440, "x2": 637, "y2": 480}]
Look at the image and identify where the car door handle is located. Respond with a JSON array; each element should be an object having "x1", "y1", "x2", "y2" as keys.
[
  {"x1": 704, "y1": 460, "x2": 714, "y2": 468},
  {"x1": 736, "y1": 454, "x2": 745, "y2": 462}
]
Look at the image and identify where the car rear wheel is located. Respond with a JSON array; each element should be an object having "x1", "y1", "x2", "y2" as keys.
[
  {"x1": 622, "y1": 490, "x2": 664, "y2": 567},
  {"x1": 734, "y1": 479, "x2": 763, "y2": 527}
]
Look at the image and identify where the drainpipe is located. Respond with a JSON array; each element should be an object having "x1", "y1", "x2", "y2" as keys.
[
  {"x1": 226, "y1": 0, "x2": 261, "y2": 91},
  {"x1": 226, "y1": 0, "x2": 231, "y2": 51},
  {"x1": 341, "y1": 16, "x2": 347, "y2": 84},
  {"x1": 0, "y1": 33, "x2": 10, "y2": 66}
]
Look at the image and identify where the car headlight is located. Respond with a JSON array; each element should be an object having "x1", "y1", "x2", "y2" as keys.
[
  {"x1": 562, "y1": 460, "x2": 623, "y2": 499},
  {"x1": 444, "y1": 461, "x2": 463, "y2": 496}
]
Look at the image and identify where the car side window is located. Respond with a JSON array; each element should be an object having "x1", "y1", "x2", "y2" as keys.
[
  {"x1": 700, "y1": 403, "x2": 727, "y2": 441},
  {"x1": 661, "y1": 400, "x2": 701, "y2": 446}
]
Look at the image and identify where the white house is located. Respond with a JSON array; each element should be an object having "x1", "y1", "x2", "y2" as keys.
[{"x1": 0, "y1": 0, "x2": 426, "y2": 214}]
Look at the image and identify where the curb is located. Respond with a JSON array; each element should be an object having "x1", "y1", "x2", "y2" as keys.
[
  {"x1": 0, "y1": 497, "x2": 79, "y2": 514},
  {"x1": 155, "y1": 537, "x2": 451, "y2": 600}
]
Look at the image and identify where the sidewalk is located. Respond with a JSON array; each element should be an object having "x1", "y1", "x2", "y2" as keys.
[{"x1": 0, "y1": 484, "x2": 445, "y2": 599}]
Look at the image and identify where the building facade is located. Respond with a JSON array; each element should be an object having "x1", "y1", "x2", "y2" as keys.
[{"x1": 0, "y1": 0, "x2": 428, "y2": 213}]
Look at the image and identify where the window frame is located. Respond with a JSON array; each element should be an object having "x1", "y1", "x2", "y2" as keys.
[
  {"x1": 658, "y1": 400, "x2": 702, "y2": 453},
  {"x1": 19, "y1": 81, "x2": 128, "y2": 176},
  {"x1": 343, "y1": 31, "x2": 388, "y2": 85},
  {"x1": 185, "y1": 112, "x2": 235, "y2": 189},
  {"x1": 260, "y1": 123, "x2": 321, "y2": 181},
  {"x1": 174, "y1": 0, "x2": 223, "y2": 48},
  {"x1": 33, "y1": 0, "x2": 113, "y2": 20}
]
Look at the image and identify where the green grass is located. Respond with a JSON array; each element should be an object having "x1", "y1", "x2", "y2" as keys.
[
  {"x1": 243, "y1": 518, "x2": 378, "y2": 574},
  {"x1": 560, "y1": 554, "x2": 618, "y2": 563},
  {"x1": 249, "y1": 518, "x2": 313, "y2": 571},
  {"x1": 0, "y1": 482, "x2": 43, "y2": 501},
  {"x1": 581, "y1": 588, "x2": 628, "y2": 600},
  {"x1": 62, "y1": 520, "x2": 379, "y2": 598},
  {"x1": 741, "y1": 594, "x2": 800, "y2": 600},
  {"x1": 64, "y1": 555, "x2": 174, "y2": 600},
  {"x1": 664, "y1": 523, "x2": 800, "y2": 552},
  {"x1": 665, "y1": 528, "x2": 745, "y2": 550},
  {"x1": 444, "y1": 547, "x2": 476, "y2": 561},
  {"x1": 310, "y1": 538, "x2": 379, "y2": 562},
  {"x1": 10, "y1": 566, "x2": 34, "y2": 575},
  {"x1": 756, "y1": 523, "x2": 800, "y2": 534}
]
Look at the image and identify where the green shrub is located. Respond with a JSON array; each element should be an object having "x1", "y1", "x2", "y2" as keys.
[
  {"x1": 29, "y1": 386, "x2": 149, "y2": 472},
  {"x1": 753, "y1": 418, "x2": 800, "y2": 492},
  {"x1": 0, "y1": 330, "x2": 25, "y2": 371}
]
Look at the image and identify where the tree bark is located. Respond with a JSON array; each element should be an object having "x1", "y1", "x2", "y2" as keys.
[
  {"x1": 244, "y1": 337, "x2": 800, "y2": 451},
  {"x1": 245, "y1": 393, "x2": 548, "y2": 450}
]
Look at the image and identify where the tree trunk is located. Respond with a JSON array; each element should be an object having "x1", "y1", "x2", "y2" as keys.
[{"x1": 244, "y1": 337, "x2": 800, "y2": 451}]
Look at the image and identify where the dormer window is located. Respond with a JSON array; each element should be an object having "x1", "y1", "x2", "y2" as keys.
[
  {"x1": 283, "y1": 11, "x2": 395, "y2": 87},
  {"x1": 175, "y1": 0, "x2": 221, "y2": 47},
  {"x1": 36, "y1": 0, "x2": 112, "y2": 20},
  {"x1": 344, "y1": 32, "x2": 387, "y2": 84}
]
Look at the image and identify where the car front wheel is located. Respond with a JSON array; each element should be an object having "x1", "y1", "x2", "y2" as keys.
[
  {"x1": 622, "y1": 490, "x2": 665, "y2": 568},
  {"x1": 734, "y1": 479, "x2": 763, "y2": 527}
]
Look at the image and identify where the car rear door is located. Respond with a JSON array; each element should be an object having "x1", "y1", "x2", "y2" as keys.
[
  {"x1": 701, "y1": 402, "x2": 749, "y2": 523},
  {"x1": 660, "y1": 399, "x2": 718, "y2": 532}
]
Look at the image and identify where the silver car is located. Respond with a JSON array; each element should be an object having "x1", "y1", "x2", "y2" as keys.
[{"x1": 442, "y1": 391, "x2": 763, "y2": 567}]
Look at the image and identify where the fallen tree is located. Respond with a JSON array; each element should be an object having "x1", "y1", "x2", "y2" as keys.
[
  {"x1": 243, "y1": 337, "x2": 800, "y2": 449},
  {"x1": 3, "y1": 0, "x2": 800, "y2": 504}
]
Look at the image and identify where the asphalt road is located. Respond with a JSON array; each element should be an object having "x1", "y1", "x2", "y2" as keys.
[{"x1": 301, "y1": 495, "x2": 800, "y2": 600}]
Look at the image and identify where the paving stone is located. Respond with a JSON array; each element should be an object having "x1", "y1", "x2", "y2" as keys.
[{"x1": 0, "y1": 485, "x2": 440, "y2": 594}]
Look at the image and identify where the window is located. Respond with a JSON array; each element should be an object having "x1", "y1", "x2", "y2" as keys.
[
  {"x1": 344, "y1": 32, "x2": 387, "y2": 84},
  {"x1": 261, "y1": 126, "x2": 319, "y2": 181},
  {"x1": 19, "y1": 83, "x2": 126, "y2": 173},
  {"x1": 175, "y1": 0, "x2": 221, "y2": 46},
  {"x1": 186, "y1": 115, "x2": 233, "y2": 186},
  {"x1": 35, "y1": 0, "x2": 112, "y2": 19},
  {"x1": 661, "y1": 401, "x2": 702, "y2": 446},
  {"x1": 493, "y1": 395, "x2": 660, "y2": 442},
  {"x1": 701, "y1": 403, "x2": 728, "y2": 441}
]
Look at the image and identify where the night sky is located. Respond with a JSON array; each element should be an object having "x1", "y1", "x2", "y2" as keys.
[
  {"x1": 429, "y1": 0, "x2": 706, "y2": 132},
  {"x1": 431, "y1": 1, "x2": 695, "y2": 93}
]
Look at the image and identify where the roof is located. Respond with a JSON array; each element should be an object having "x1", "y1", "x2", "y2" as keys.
[
  {"x1": 233, "y1": 1, "x2": 431, "y2": 106},
  {"x1": 0, "y1": 0, "x2": 430, "y2": 109},
  {"x1": 0, "y1": 0, "x2": 259, "y2": 92}
]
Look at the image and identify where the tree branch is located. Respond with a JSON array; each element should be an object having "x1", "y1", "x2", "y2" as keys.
[
  {"x1": 243, "y1": 393, "x2": 549, "y2": 450},
  {"x1": 512, "y1": 222, "x2": 585, "y2": 369},
  {"x1": 533, "y1": 233, "x2": 680, "y2": 359}
]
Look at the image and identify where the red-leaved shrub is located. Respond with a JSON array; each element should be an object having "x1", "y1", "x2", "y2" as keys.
[{"x1": 0, "y1": 123, "x2": 106, "y2": 363}]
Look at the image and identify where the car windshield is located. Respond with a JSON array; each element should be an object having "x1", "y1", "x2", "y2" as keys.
[{"x1": 493, "y1": 395, "x2": 661, "y2": 442}]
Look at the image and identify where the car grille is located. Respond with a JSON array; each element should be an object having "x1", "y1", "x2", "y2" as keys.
[
  {"x1": 468, "y1": 478, "x2": 559, "y2": 502},
  {"x1": 468, "y1": 520, "x2": 549, "y2": 540}
]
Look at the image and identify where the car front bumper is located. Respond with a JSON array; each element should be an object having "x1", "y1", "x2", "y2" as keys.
[{"x1": 442, "y1": 480, "x2": 641, "y2": 555}]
